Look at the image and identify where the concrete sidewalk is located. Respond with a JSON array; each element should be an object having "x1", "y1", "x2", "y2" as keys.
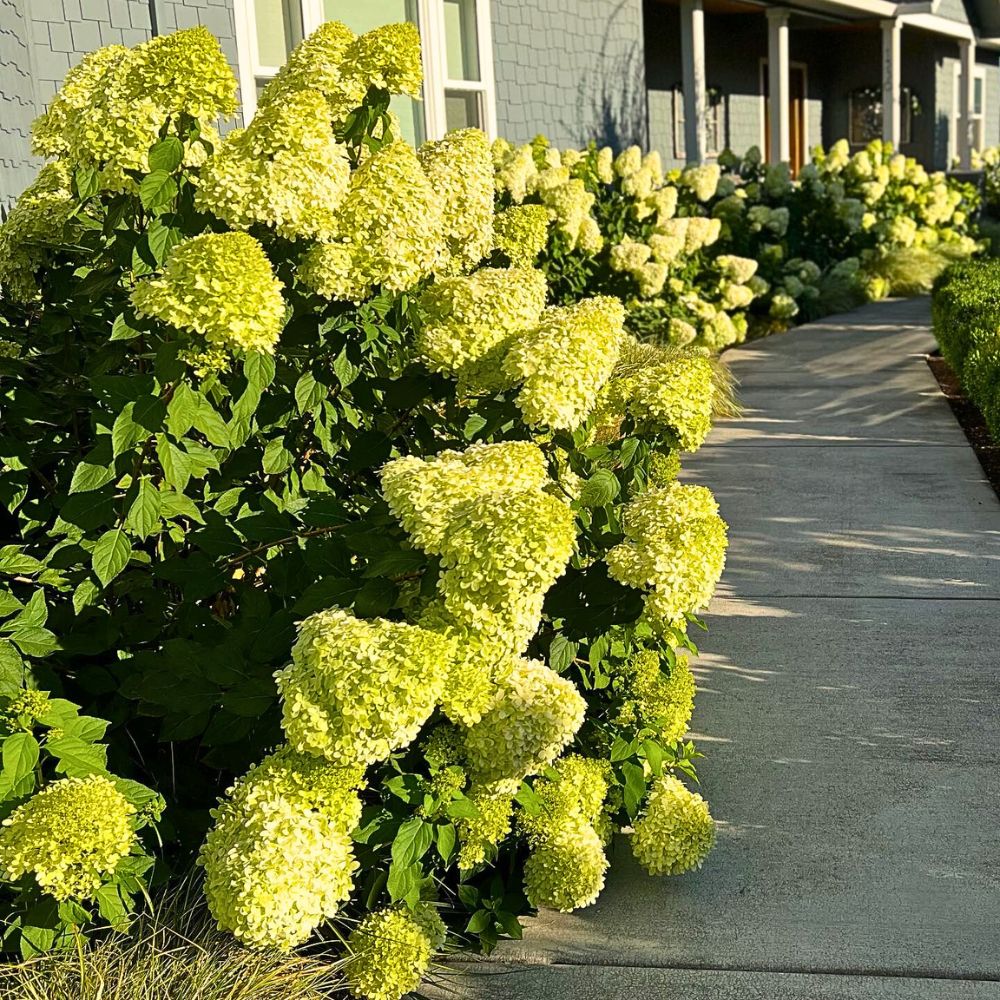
[{"x1": 428, "y1": 298, "x2": 1000, "y2": 999}]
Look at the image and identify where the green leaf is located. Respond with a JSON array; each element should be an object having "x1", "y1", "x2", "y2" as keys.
[
  {"x1": 514, "y1": 781, "x2": 543, "y2": 816},
  {"x1": 0, "y1": 641, "x2": 24, "y2": 696},
  {"x1": 159, "y1": 490, "x2": 204, "y2": 523},
  {"x1": 69, "y1": 457, "x2": 115, "y2": 494},
  {"x1": 192, "y1": 402, "x2": 230, "y2": 449},
  {"x1": 8, "y1": 626, "x2": 58, "y2": 658},
  {"x1": 262, "y1": 438, "x2": 295, "y2": 475},
  {"x1": 111, "y1": 403, "x2": 146, "y2": 457},
  {"x1": 386, "y1": 860, "x2": 420, "y2": 903},
  {"x1": 496, "y1": 911, "x2": 524, "y2": 939},
  {"x1": 391, "y1": 816, "x2": 433, "y2": 868},
  {"x1": 138, "y1": 170, "x2": 177, "y2": 212},
  {"x1": 294, "y1": 371, "x2": 324, "y2": 414},
  {"x1": 465, "y1": 910, "x2": 492, "y2": 934},
  {"x1": 166, "y1": 383, "x2": 199, "y2": 439},
  {"x1": 548, "y1": 634, "x2": 579, "y2": 673},
  {"x1": 60, "y1": 715, "x2": 110, "y2": 742},
  {"x1": 642, "y1": 738, "x2": 664, "y2": 776},
  {"x1": 156, "y1": 435, "x2": 191, "y2": 492},
  {"x1": 10, "y1": 590, "x2": 46, "y2": 630},
  {"x1": 435, "y1": 822, "x2": 456, "y2": 863},
  {"x1": 110, "y1": 313, "x2": 142, "y2": 342},
  {"x1": 72, "y1": 578, "x2": 100, "y2": 615},
  {"x1": 92, "y1": 528, "x2": 132, "y2": 587},
  {"x1": 0, "y1": 591, "x2": 22, "y2": 617},
  {"x1": 622, "y1": 760, "x2": 647, "y2": 818},
  {"x1": 463, "y1": 414, "x2": 487, "y2": 439},
  {"x1": 0, "y1": 546, "x2": 43, "y2": 575},
  {"x1": 333, "y1": 347, "x2": 359, "y2": 387},
  {"x1": 46, "y1": 735, "x2": 108, "y2": 777},
  {"x1": 73, "y1": 164, "x2": 99, "y2": 200},
  {"x1": 579, "y1": 468, "x2": 620, "y2": 507},
  {"x1": 95, "y1": 884, "x2": 129, "y2": 929},
  {"x1": 146, "y1": 218, "x2": 184, "y2": 266},
  {"x1": 126, "y1": 479, "x2": 161, "y2": 539},
  {"x1": 147, "y1": 136, "x2": 184, "y2": 172},
  {"x1": 445, "y1": 796, "x2": 480, "y2": 820},
  {"x1": 2, "y1": 733, "x2": 39, "y2": 787}
]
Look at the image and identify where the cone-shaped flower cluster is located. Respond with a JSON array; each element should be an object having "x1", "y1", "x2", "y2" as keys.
[
  {"x1": 345, "y1": 906, "x2": 444, "y2": 1000},
  {"x1": 606, "y1": 483, "x2": 728, "y2": 633},
  {"x1": 195, "y1": 88, "x2": 351, "y2": 240},
  {"x1": 131, "y1": 232, "x2": 286, "y2": 354},
  {"x1": 519, "y1": 755, "x2": 611, "y2": 911},
  {"x1": 614, "y1": 648, "x2": 696, "y2": 743},
  {"x1": 504, "y1": 296, "x2": 626, "y2": 430},
  {"x1": 31, "y1": 27, "x2": 235, "y2": 190},
  {"x1": 276, "y1": 608, "x2": 454, "y2": 767},
  {"x1": 0, "y1": 775, "x2": 136, "y2": 900},
  {"x1": 493, "y1": 204, "x2": 551, "y2": 265},
  {"x1": 631, "y1": 775, "x2": 715, "y2": 875},
  {"x1": 199, "y1": 748, "x2": 364, "y2": 950}
]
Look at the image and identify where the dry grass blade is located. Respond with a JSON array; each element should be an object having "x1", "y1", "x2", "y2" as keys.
[{"x1": 0, "y1": 882, "x2": 346, "y2": 1000}]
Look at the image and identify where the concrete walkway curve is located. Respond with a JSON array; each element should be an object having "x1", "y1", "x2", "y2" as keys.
[{"x1": 427, "y1": 297, "x2": 1000, "y2": 1000}]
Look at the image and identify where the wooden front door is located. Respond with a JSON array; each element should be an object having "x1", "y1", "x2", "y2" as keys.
[{"x1": 763, "y1": 63, "x2": 807, "y2": 174}]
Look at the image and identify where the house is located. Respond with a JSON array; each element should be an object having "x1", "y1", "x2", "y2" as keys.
[
  {"x1": 0, "y1": 0, "x2": 997, "y2": 209},
  {"x1": 646, "y1": 0, "x2": 1000, "y2": 172}
]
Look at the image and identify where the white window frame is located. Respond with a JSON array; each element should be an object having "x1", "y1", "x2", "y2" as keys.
[
  {"x1": 950, "y1": 61, "x2": 987, "y2": 161},
  {"x1": 234, "y1": 0, "x2": 497, "y2": 139},
  {"x1": 672, "y1": 85, "x2": 722, "y2": 160}
]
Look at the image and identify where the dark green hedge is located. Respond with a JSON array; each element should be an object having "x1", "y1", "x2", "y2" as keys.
[{"x1": 932, "y1": 259, "x2": 1000, "y2": 437}]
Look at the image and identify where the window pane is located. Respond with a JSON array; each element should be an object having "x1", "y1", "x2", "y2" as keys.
[
  {"x1": 974, "y1": 76, "x2": 984, "y2": 115},
  {"x1": 324, "y1": 0, "x2": 416, "y2": 35},
  {"x1": 443, "y1": 0, "x2": 480, "y2": 81},
  {"x1": 445, "y1": 89, "x2": 482, "y2": 130},
  {"x1": 254, "y1": 0, "x2": 301, "y2": 68}
]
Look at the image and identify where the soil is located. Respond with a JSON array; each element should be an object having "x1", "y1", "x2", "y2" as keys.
[{"x1": 927, "y1": 352, "x2": 1000, "y2": 503}]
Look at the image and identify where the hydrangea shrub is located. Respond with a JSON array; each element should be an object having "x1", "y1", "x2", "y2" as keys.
[
  {"x1": 495, "y1": 135, "x2": 981, "y2": 348},
  {"x1": 0, "y1": 22, "x2": 732, "y2": 989}
]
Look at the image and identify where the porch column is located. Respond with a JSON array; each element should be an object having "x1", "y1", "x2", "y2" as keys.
[
  {"x1": 766, "y1": 8, "x2": 790, "y2": 164},
  {"x1": 680, "y1": 0, "x2": 706, "y2": 164},
  {"x1": 958, "y1": 38, "x2": 975, "y2": 168},
  {"x1": 881, "y1": 19, "x2": 902, "y2": 146}
]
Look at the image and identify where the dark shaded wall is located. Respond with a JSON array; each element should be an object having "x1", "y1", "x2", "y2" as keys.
[{"x1": 491, "y1": 0, "x2": 648, "y2": 149}]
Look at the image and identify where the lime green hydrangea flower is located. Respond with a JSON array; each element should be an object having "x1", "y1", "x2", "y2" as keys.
[
  {"x1": 1, "y1": 689, "x2": 51, "y2": 730},
  {"x1": 504, "y1": 296, "x2": 625, "y2": 430},
  {"x1": 493, "y1": 204, "x2": 551, "y2": 265},
  {"x1": 647, "y1": 449, "x2": 681, "y2": 486},
  {"x1": 260, "y1": 21, "x2": 421, "y2": 123},
  {"x1": 298, "y1": 142, "x2": 443, "y2": 301},
  {"x1": 131, "y1": 232, "x2": 286, "y2": 354},
  {"x1": 539, "y1": 177, "x2": 597, "y2": 248},
  {"x1": 200, "y1": 747, "x2": 364, "y2": 950},
  {"x1": 258, "y1": 21, "x2": 359, "y2": 117},
  {"x1": 519, "y1": 753, "x2": 611, "y2": 844},
  {"x1": 415, "y1": 267, "x2": 547, "y2": 375},
  {"x1": 631, "y1": 774, "x2": 715, "y2": 876},
  {"x1": 0, "y1": 775, "x2": 136, "y2": 900},
  {"x1": 457, "y1": 785, "x2": 516, "y2": 870},
  {"x1": 418, "y1": 603, "x2": 517, "y2": 725},
  {"x1": 345, "y1": 906, "x2": 439, "y2": 1000},
  {"x1": 276, "y1": 608, "x2": 453, "y2": 767},
  {"x1": 680, "y1": 163, "x2": 721, "y2": 202},
  {"x1": 0, "y1": 161, "x2": 76, "y2": 301},
  {"x1": 381, "y1": 441, "x2": 549, "y2": 557},
  {"x1": 195, "y1": 88, "x2": 350, "y2": 240},
  {"x1": 614, "y1": 648, "x2": 695, "y2": 743},
  {"x1": 464, "y1": 658, "x2": 586, "y2": 788},
  {"x1": 419, "y1": 128, "x2": 494, "y2": 274},
  {"x1": 627, "y1": 350, "x2": 716, "y2": 452},
  {"x1": 433, "y1": 488, "x2": 577, "y2": 632},
  {"x1": 493, "y1": 140, "x2": 539, "y2": 203},
  {"x1": 522, "y1": 811, "x2": 608, "y2": 911},
  {"x1": 606, "y1": 483, "x2": 728, "y2": 633},
  {"x1": 32, "y1": 28, "x2": 235, "y2": 191}
]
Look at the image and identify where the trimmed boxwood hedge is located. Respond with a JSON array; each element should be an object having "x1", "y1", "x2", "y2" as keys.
[{"x1": 932, "y1": 259, "x2": 1000, "y2": 437}]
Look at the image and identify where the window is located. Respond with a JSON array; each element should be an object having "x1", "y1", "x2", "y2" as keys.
[
  {"x1": 234, "y1": 0, "x2": 496, "y2": 141},
  {"x1": 949, "y1": 63, "x2": 988, "y2": 161},
  {"x1": 672, "y1": 85, "x2": 723, "y2": 160},
  {"x1": 848, "y1": 86, "x2": 914, "y2": 146}
]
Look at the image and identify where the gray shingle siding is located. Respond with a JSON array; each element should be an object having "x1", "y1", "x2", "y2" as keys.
[
  {"x1": 0, "y1": 0, "x2": 242, "y2": 207},
  {"x1": 490, "y1": 0, "x2": 648, "y2": 151},
  {"x1": 0, "y1": 0, "x2": 38, "y2": 212}
]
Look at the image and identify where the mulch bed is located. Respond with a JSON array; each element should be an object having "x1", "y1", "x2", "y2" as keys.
[{"x1": 927, "y1": 352, "x2": 1000, "y2": 502}]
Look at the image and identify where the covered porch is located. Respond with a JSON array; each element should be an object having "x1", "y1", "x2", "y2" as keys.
[{"x1": 645, "y1": 0, "x2": 1000, "y2": 170}]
